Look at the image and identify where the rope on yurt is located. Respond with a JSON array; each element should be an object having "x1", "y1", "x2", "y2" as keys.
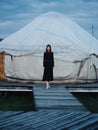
[{"x1": 77, "y1": 58, "x2": 88, "y2": 77}]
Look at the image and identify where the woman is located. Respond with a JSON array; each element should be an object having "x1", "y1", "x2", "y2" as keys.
[{"x1": 42, "y1": 44, "x2": 54, "y2": 89}]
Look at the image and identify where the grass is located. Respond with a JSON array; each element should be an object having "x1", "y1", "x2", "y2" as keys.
[
  {"x1": 0, "y1": 91, "x2": 35, "y2": 111},
  {"x1": 72, "y1": 92, "x2": 98, "y2": 113}
]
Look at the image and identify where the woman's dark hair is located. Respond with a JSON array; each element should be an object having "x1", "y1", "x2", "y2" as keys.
[{"x1": 46, "y1": 44, "x2": 52, "y2": 53}]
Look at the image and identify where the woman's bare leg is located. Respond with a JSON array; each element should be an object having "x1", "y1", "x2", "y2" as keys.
[{"x1": 46, "y1": 81, "x2": 50, "y2": 89}]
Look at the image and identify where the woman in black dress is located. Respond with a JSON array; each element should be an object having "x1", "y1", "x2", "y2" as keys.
[{"x1": 42, "y1": 44, "x2": 54, "y2": 89}]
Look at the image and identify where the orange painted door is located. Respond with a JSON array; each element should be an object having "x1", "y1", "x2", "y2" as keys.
[{"x1": 0, "y1": 52, "x2": 5, "y2": 80}]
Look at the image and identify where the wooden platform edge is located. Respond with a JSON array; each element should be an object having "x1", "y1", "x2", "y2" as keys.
[{"x1": 0, "y1": 88, "x2": 32, "y2": 92}]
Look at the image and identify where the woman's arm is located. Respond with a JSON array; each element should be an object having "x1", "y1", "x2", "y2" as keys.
[
  {"x1": 43, "y1": 52, "x2": 47, "y2": 67},
  {"x1": 52, "y1": 52, "x2": 54, "y2": 67},
  {"x1": 43, "y1": 52, "x2": 45, "y2": 67}
]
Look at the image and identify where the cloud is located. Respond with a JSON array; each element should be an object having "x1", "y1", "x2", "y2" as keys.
[
  {"x1": 0, "y1": 21, "x2": 14, "y2": 28},
  {"x1": 0, "y1": 21, "x2": 15, "y2": 38},
  {"x1": 0, "y1": 33, "x2": 9, "y2": 39},
  {"x1": 0, "y1": 1, "x2": 17, "y2": 11},
  {"x1": 31, "y1": 1, "x2": 57, "y2": 8},
  {"x1": 0, "y1": 0, "x2": 98, "y2": 39},
  {"x1": 6, "y1": 12, "x2": 33, "y2": 20},
  {"x1": 0, "y1": 4, "x2": 14, "y2": 10}
]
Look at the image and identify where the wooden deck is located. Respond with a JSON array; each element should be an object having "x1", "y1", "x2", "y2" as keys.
[
  {"x1": 0, "y1": 81, "x2": 98, "y2": 129},
  {"x1": 0, "y1": 110, "x2": 98, "y2": 130},
  {"x1": 33, "y1": 84, "x2": 87, "y2": 111},
  {"x1": 0, "y1": 81, "x2": 33, "y2": 92},
  {"x1": 66, "y1": 83, "x2": 98, "y2": 92},
  {"x1": 0, "y1": 80, "x2": 98, "y2": 92}
]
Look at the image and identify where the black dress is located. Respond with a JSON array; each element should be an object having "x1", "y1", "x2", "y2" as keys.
[{"x1": 42, "y1": 52, "x2": 54, "y2": 81}]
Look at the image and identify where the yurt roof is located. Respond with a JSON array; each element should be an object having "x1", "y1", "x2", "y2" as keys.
[{"x1": 0, "y1": 11, "x2": 98, "y2": 61}]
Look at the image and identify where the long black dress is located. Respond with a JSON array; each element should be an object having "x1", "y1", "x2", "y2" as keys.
[{"x1": 42, "y1": 52, "x2": 54, "y2": 81}]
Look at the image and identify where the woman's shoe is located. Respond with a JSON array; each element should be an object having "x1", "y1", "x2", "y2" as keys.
[
  {"x1": 46, "y1": 85, "x2": 50, "y2": 89},
  {"x1": 46, "y1": 85, "x2": 49, "y2": 89},
  {"x1": 48, "y1": 85, "x2": 50, "y2": 88}
]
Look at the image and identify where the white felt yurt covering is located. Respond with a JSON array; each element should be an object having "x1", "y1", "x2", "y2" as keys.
[{"x1": 0, "y1": 11, "x2": 98, "y2": 81}]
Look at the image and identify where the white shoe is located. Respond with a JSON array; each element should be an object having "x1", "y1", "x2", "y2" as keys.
[
  {"x1": 46, "y1": 86, "x2": 49, "y2": 89},
  {"x1": 48, "y1": 85, "x2": 50, "y2": 88},
  {"x1": 46, "y1": 85, "x2": 50, "y2": 89}
]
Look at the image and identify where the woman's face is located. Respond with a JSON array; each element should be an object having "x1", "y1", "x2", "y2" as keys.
[{"x1": 47, "y1": 46, "x2": 51, "y2": 52}]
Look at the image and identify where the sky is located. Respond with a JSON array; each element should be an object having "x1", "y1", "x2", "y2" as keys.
[{"x1": 0, "y1": 0, "x2": 98, "y2": 39}]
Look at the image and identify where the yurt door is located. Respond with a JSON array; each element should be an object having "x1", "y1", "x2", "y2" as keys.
[{"x1": 0, "y1": 52, "x2": 5, "y2": 80}]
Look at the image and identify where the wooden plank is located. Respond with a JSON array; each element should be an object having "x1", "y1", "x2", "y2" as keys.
[
  {"x1": 67, "y1": 89, "x2": 98, "y2": 92},
  {"x1": 33, "y1": 85, "x2": 87, "y2": 110},
  {"x1": 57, "y1": 114, "x2": 97, "y2": 129},
  {"x1": 32, "y1": 111, "x2": 76, "y2": 129},
  {"x1": 0, "y1": 81, "x2": 33, "y2": 91},
  {"x1": 0, "y1": 81, "x2": 98, "y2": 92},
  {"x1": 66, "y1": 83, "x2": 98, "y2": 92},
  {"x1": 68, "y1": 117, "x2": 98, "y2": 130},
  {"x1": 0, "y1": 80, "x2": 33, "y2": 87},
  {"x1": 0, "y1": 88, "x2": 32, "y2": 92},
  {"x1": 34, "y1": 95, "x2": 76, "y2": 100},
  {"x1": 15, "y1": 111, "x2": 66, "y2": 129},
  {"x1": 0, "y1": 111, "x2": 23, "y2": 120},
  {"x1": 35, "y1": 112, "x2": 89, "y2": 130},
  {"x1": 0, "y1": 110, "x2": 98, "y2": 130}
]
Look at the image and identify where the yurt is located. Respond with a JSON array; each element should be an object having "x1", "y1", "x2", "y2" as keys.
[{"x1": 0, "y1": 11, "x2": 98, "y2": 82}]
